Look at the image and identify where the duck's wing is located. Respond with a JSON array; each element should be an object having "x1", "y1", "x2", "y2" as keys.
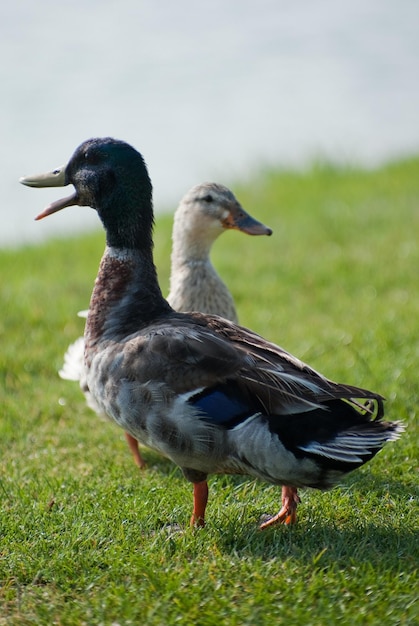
[
  {"x1": 199, "y1": 313, "x2": 386, "y2": 423},
  {"x1": 117, "y1": 314, "x2": 245, "y2": 394},
  {"x1": 119, "y1": 312, "x2": 383, "y2": 418}
]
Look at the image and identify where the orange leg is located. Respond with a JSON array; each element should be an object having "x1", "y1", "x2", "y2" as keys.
[
  {"x1": 124, "y1": 432, "x2": 146, "y2": 469},
  {"x1": 259, "y1": 486, "x2": 300, "y2": 530},
  {"x1": 190, "y1": 481, "x2": 209, "y2": 528}
]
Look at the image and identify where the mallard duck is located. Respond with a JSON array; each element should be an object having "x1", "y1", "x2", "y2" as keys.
[
  {"x1": 21, "y1": 137, "x2": 403, "y2": 529},
  {"x1": 59, "y1": 183, "x2": 272, "y2": 470}
]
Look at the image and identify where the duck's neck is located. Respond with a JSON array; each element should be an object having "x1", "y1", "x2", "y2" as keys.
[
  {"x1": 171, "y1": 221, "x2": 218, "y2": 271},
  {"x1": 85, "y1": 245, "x2": 171, "y2": 362}
]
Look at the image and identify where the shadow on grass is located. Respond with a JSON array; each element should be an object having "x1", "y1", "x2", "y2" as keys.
[
  {"x1": 203, "y1": 470, "x2": 418, "y2": 572},
  {"x1": 139, "y1": 466, "x2": 417, "y2": 576},
  {"x1": 213, "y1": 518, "x2": 418, "y2": 574},
  {"x1": 117, "y1": 442, "x2": 417, "y2": 576}
]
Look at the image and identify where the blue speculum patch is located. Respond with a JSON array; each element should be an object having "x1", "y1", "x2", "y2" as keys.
[{"x1": 190, "y1": 383, "x2": 256, "y2": 428}]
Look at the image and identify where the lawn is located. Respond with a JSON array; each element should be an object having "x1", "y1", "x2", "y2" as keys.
[{"x1": 0, "y1": 157, "x2": 418, "y2": 625}]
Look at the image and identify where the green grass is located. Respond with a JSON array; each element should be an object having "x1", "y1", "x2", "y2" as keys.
[{"x1": 1, "y1": 156, "x2": 418, "y2": 625}]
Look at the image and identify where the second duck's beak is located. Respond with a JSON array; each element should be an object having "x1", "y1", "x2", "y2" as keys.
[
  {"x1": 223, "y1": 204, "x2": 273, "y2": 236},
  {"x1": 20, "y1": 165, "x2": 79, "y2": 220}
]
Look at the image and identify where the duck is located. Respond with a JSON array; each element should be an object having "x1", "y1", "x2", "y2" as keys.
[
  {"x1": 20, "y1": 137, "x2": 403, "y2": 529},
  {"x1": 59, "y1": 182, "x2": 272, "y2": 471}
]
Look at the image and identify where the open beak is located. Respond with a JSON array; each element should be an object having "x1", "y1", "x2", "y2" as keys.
[
  {"x1": 222, "y1": 203, "x2": 272, "y2": 236},
  {"x1": 20, "y1": 165, "x2": 79, "y2": 220}
]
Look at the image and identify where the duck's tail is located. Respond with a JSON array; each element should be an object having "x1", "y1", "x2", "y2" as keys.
[{"x1": 59, "y1": 336, "x2": 85, "y2": 381}]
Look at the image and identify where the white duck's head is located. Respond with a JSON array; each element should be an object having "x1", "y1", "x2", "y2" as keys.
[{"x1": 172, "y1": 182, "x2": 272, "y2": 262}]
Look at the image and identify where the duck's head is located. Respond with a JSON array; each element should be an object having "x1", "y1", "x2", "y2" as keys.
[
  {"x1": 174, "y1": 182, "x2": 272, "y2": 245},
  {"x1": 20, "y1": 137, "x2": 153, "y2": 249}
]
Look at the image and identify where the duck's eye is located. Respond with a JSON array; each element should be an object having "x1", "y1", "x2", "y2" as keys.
[{"x1": 203, "y1": 194, "x2": 213, "y2": 203}]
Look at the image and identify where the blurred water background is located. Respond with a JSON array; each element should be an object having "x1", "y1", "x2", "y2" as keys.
[{"x1": 1, "y1": 0, "x2": 418, "y2": 246}]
